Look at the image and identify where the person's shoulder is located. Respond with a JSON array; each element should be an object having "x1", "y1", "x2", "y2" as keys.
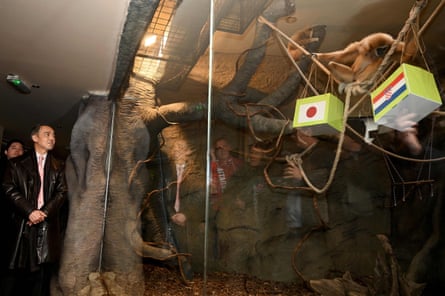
[
  {"x1": 4, "y1": 152, "x2": 34, "y2": 173},
  {"x1": 9, "y1": 152, "x2": 32, "y2": 164}
]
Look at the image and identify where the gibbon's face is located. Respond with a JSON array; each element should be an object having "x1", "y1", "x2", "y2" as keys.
[
  {"x1": 249, "y1": 147, "x2": 265, "y2": 167},
  {"x1": 215, "y1": 139, "x2": 231, "y2": 161}
]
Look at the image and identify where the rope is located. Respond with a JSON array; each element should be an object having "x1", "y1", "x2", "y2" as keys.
[
  {"x1": 380, "y1": 141, "x2": 403, "y2": 207},
  {"x1": 273, "y1": 30, "x2": 319, "y2": 96},
  {"x1": 347, "y1": 62, "x2": 399, "y2": 116},
  {"x1": 285, "y1": 140, "x2": 317, "y2": 164},
  {"x1": 363, "y1": 0, "x2": 428, "y2": 91},
  {"x1": 259, "y1": 0, "x2": 444, "y2": 197},
  {"x1": 285, "y1": 84, "x2": 353, "y2": 194},
  {"x1": 378, "y1": 118, "x2": 437, "y2": 207},
  {"x1": 426, "y1": 117, "x2": 435, "y2": 179},
  {"x1": 257, "y1": 15, "x2": 334, "y2": 80},
  {"x1": 346, "y1": 123, "x2": 445, "y2": 163},
  {"x1": 412, "y1": 0, "x2": 445, "y2": 73},
  {"x1": 419, "y1": 0, "x2": 445, "y2": 36}
]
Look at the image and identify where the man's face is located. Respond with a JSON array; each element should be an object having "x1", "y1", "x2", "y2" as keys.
[
  {"x1": 248, "y1": 148, "x2": 264, "y2": 167},
  {"x1": 32, "y1": 125, "x2": 56, "y2": 153},
  {"x1": 5, "y1": 142, "x2": 24, "y2": 159},
  {"x1": 215, "y1": 139, "x2": 231, "y2": 160}
]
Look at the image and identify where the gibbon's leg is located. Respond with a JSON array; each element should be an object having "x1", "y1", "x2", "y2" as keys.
[
  {"x1": 350, "y1": 49, "x2": 386, "y2": 82},
  {"x1": 287, "y1": 27, "x2": 320, "y2": 61},
  {"x1": 353, "y1": 58, "x2": 384, "y2": 82},
  {"x1": 326, "y1": 61, "x2": 355, "y2": 83},
  {"x1": 351, "y1": 51, "x2": 375, "y2": 73},
  {"x1": 329, "y1": 58, "x2": 383, "y2": 94}
]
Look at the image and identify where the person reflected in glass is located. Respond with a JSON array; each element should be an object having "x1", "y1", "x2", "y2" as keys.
[{"x1": 210, "y1": 137, "x2": 244, "y2": 210}]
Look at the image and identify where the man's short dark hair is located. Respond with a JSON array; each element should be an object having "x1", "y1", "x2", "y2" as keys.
[
  {"x1": 5, "y1": 139, "x2": 24, "y2": 151},
  {"x1": 30, "y1": 124, "x2": 52, "y2": 137}
]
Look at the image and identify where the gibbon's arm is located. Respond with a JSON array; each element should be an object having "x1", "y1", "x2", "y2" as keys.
[
  {"x1": 287, "y1": 26, "x2": 320, "y2": 61},
  {"x1": 324, "y1": 61, "x2": 356, "y2": 83}
]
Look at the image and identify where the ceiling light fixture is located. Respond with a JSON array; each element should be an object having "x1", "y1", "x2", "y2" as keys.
[
  {"x1": 6, "y1": 74, "x2": 31, "y2": 94},
  {"x1": 144, "y1": 35, "x2": 157, "y2": 47}
]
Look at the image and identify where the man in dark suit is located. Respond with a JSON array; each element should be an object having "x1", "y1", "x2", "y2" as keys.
[{"x1": 1, "y1": 124, "x2": 67, "y2": 296}]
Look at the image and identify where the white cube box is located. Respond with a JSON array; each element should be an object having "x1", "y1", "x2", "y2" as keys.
[
  {"x1": 371, "y1": 63, "x2": 442, "y2": 131},
  {"x1": 293, "y1": 93, "x2": 344, "y2": 135}
]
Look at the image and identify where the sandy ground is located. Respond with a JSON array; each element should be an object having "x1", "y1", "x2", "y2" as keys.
[{"x1": 143, "y1": 263, "x2": 318, "y2": 296}]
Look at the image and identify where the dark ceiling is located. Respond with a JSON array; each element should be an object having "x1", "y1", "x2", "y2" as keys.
[{"x1": 0, "y1": 0, "x2": 444, "y2": 156}]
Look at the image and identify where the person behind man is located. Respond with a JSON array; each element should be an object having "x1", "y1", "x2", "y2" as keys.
[
  {"x1": 0, "y1": 139, "x2": 25, "y2": 178},
  {"x1": 210, "y1": 137, "x2": 244, "y2": 210},
  {"x1": 282, "y1": 131, "x2": 331, "y2": 231},
  {"x1": 0, "y1": 139, "x2": 25, "y2": 185},
  {"x1": 0, "y1": 139, "x2": 25, "y2": 281},
  {"x1": 3, "y1": 139, "x2": 25, "y2": 161},
  {"x1": 225, "y1": 142, "x2": 273, "y2": 211},
  {"x1": 1, "y1": 124, "x2": 67, "y2": 296},
  {"x1": 214, "y1": 141, "x2": 274, "y2": 268}
]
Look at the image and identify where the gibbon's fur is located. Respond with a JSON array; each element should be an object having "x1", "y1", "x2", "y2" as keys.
[
  {"x1": 287, "y1": 31, "x2": 417, "y2": 85},
  {"x1": 287, "y1": 26, "x2": 320, "y2": 61},
  {"x1": 316, "y1": 32, "x2": 405, "y2": 83}
]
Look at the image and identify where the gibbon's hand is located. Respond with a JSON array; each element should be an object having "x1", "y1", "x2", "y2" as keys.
[
  {"x1": 397, "y1": 127, "x2": 422, "y2": 156},
  {"x1": 287, "y1": 26, "x2": 320, "y2": 61},
  {"x1": 283, "y1": 163, "x2": 303, "y2": 180},
  {"x1": 394, "y1": 112, "x2": 417, "y2": 132}
]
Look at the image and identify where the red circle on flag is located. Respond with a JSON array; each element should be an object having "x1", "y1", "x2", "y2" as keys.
[{"x1": 306, "y1": 106, "x2": 317, "y2": 118}]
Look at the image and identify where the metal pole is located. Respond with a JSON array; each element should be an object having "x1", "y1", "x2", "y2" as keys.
[
  {"x1": 203, "y1": 0, "x2": 215, "y2": 293},
  {"x1": 98, "y1": 99, "x2": 116, "y2": 272}
]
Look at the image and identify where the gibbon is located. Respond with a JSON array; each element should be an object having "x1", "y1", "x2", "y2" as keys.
[
  {"x1": 316, "y1": 32, "x2": 405, "y2": 83},
  {"x1": 287, "y1": 31, "x2": 417, "y2": 85}
]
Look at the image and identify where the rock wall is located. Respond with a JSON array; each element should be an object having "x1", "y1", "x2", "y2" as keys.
[{"x1": 143, "y1": 118, "x2": 394, "y2": 283}]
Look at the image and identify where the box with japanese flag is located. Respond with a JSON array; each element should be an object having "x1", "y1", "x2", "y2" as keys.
[
  {"x1": 371, "y1": 63, "x2": 442, "y2": 131},
  {"x1": 293, "y1": 93, "x2": 344, "y2": 135}
]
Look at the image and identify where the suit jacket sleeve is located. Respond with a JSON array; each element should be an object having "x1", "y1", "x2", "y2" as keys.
[
  {"x1": 41, "y1": 159, "x2": 68, "y2": 219},
  {"x1": 2, "y1": 161, "x2": 35, "y2": 219}
]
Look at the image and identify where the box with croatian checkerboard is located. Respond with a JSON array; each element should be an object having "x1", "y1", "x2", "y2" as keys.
[{"x1": 371, "y1": 63, "x2": 442, "y2": 131}]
